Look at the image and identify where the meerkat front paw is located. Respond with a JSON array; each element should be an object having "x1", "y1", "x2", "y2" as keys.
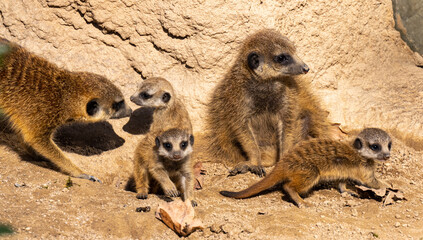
[
  {"x1": 136, "y1": 192, "x2": 148, "y2": 199},
  {"x1": 163, "y1": 185, "x2": 180, "y2": 197}
]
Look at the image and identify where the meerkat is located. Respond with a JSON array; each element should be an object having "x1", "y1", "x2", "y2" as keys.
[
  {"x1": 130, "y1": 77, "x2": 192, "y2": 134},
  {"x1": 0, "y1": 38, "x2": 132, "y2": 181},
  {"x1": 206, "y1": 29, "x2": 331, "y2": 177},
  {"x1": 133, "y1": 128, "x2": 197, "y2": 206},
  {"x1": 220, "y1": 128, "x2": 392, "y2": 207}
]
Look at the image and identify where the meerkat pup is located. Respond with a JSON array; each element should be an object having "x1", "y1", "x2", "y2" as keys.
[
  {"x1": 220, "y1": 128, "x2": 392, "y2": 207},
  {"x1": 0, "y1": 38, "x2": 132, "y2": 181},
  {"x1": 130, "y1": 77, "x2": 192, "y2": 134},
  {"x1": 133, "y1": 128, "x2": 197, "y2": 206},
  {"x1": 206, "y1": 29, "x2": 330, "y2": 177}
]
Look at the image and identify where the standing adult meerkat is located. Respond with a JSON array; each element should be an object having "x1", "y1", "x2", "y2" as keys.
[
  {"x1": 133, "y1": 128, "x2": 197, "y2": 206},
  {"x1": 220, "y1": 128, "x2": 392, "y2": 207},
  {"x1": 130, "y1": 77, "x2": 192, "y2": 134},
  {"x1": 206, "y1": 29, "x2": 330, "y2": 177},
  {"x1": 0, "y1": 38, "x2": 132, "y2": 181}
]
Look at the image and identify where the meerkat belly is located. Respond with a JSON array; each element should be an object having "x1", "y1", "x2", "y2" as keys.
[{"x1": 249, "y1": 113, "x2": 280, "y2": 147}]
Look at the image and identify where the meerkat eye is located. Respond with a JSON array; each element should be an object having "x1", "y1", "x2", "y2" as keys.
[
  {"x1": 275, "y1": 54, "x2": 292, "y2": 65},
  {"x1": 86, "y1": 99, "x2": 99, "y2": 116},
  {"x1": 388, "y1": 142, "x2": 392, "y2": 150},
  {"x1": 369, "y1": 144, "x2": 381, "y2": 152},
  {"x1": 163, "y1": 142, "x2": 172, "y2": 151},
  {"x1": 140, "y1": 92, "x2": 152, "y2": 100},
  {"x1": 180, "y1": 141, "x2": 188, "y2": 150},
  {"x1": 112, "y1": 100, "x2": 124, "y2": 111},
  {"x1": 162, "y1": 92, "x2": 171, "y2": 103}
]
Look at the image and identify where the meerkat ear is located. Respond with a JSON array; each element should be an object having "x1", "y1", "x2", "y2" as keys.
[
  {"x1": 155, "y1": 137, "x2": 160, "y2": 147},
  {"x1": 247, "y1": 52, "x2": 261, "y2": 70},
  {"x1": 86, "y1": 99, "x2": 99, "y2": 116},
  {"x1": 353, "y1": 138, "x2": 363, "y2": 150},
  {"x1": 162, "y1": 92, "x2": 171, "y2": 103},
  {"x1": 189, "y1": 135, "x2": 194, "y2": 146}
]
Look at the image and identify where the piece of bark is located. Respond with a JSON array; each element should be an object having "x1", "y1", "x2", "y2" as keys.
[
  {"x1": 155, "y1": 199, "x2": 204, "y2": 237},
  {"x1": 355, "y1": 185, "x2": 406, "y2": 205},
  {"x1": 383, "y1": 189, "x2": 406, "y2": 206},
  {"x1": 193, "y1": 162, "x2": 206, "y2": 190}
]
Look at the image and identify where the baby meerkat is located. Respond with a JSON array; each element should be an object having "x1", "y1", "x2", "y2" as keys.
[
  {"x1": 133, "y1": 128, "x2": 197, "y2": 206},
  {"x1": 206, "y1": 29, "x2": 330, "y2": 177},
  {"x1": 220, "y1": 128, "x2": 391, "y2": 207},
  {"x1": 0, "y1": 38, "x2": 132, "y2": 181},
  {"x1": 130, "y1": 77, "x2": 192, "y2": 134}
]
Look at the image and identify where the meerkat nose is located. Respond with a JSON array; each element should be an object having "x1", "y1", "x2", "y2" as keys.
[
  {"x1": 302, "y1": 64, "x2": 309, "y2": 74},
  {"x1": 383, "y1": 153, "x2": 390, "y2": 160}
]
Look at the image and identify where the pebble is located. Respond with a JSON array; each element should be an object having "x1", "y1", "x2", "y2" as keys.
[
  {"x1": 210, "y1": 224, "x2": 222, "y2": 233},
  {"x1": 395, "y1": 214, "x2": 401, "y2": 219},
  {"x1": 394, "y1": 222, "x2": 401, "y2": 228}
]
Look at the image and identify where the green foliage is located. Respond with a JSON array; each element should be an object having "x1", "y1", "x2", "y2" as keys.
[
  {"x1": 65, "y1": 177, "x2": 73, "y2": 188},
  {"x1": 0, "y1": 44, "x2": 10, "y2": 68},
  {"x1": 0, "y1": 224, "x2": 14, "y2": 236}
]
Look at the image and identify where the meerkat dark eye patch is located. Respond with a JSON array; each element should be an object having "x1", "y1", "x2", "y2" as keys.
[
  {"x1": 190, "y1": 135, "x2": 194, "y2": 146},
  {"x1": 369, "y1": 144, "x2": 381, "y2": 152},
  {"x1": 180, "y1": 141, "x2": 188, "y2": 150},
  {"x1": 353, "y1": 138, "x2": 362, "y2": 150},
  {"x1": 162, "y1": 92, "x2": 171, "y2": 103},
  {"x1": 274, "y1": 53, "x2": 292, "y2": 65},
  {"x1": 140, "y1": 92, "x2": 152, "y2": 100},
  {"x1": 247, "y1": 52, "x2": 261, "y2": 70},
  {"x1": 163, "y1": 142, "x2": 172, "y2": 151},
  {"x1": 86, "y1": 99, "x2": 99, "y2": 116},
  {"x1": 388, "y1": 142, "x2": 392, "y2": 150},
  {"x1": 112, "y1": 100, "x2": 124, "y2": 111}
]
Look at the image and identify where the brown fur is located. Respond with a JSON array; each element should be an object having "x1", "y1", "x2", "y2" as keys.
[
  {"x1": 206, "y1": 29, "x2": 330, "y2": 176},
  {"x1": 220, "y1": 128, "x2": 391, "y2": 207},
  {"x1": 130, "y1": 78, "x2": 195, "y2": 205},
  {"x1": 133, "y1": 128, "x2": 196, "y2": 206},
  {"x1": 130, "y1": 77, "x2": 192, "y2": 135},
  {"x1": 0, "y1": 39, "x2": 132, "y2": 180}
]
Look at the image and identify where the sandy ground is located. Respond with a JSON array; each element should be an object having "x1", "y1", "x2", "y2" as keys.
[{"x1": 0, "y1": 123, "x2": 423, "y2": 239}]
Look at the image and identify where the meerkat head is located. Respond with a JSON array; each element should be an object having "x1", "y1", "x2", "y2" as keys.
[
  {"x1": 155, "y1": 128, "x2": 194, "y2": 161},
  {"x1": 240, "y1": 29, "x2": 309, "y2": 80},
  {"x1": 80, "y1": 73, "x2": 132, "y2": 121},
  {"x1": 353, "y1": 128, "x2": 392, "y2": 161},
  {"x1": 130, "y1": 77, "x2": 175, "y2": 109}
]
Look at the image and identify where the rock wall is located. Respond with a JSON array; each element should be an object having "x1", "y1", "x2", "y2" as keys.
[{"x1": 1, "y1": 0, "x2": 422, "y2": 180}]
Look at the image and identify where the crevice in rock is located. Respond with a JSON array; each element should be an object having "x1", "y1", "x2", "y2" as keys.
[
  {"x1": 150, "y1": 40, "x2": 170, "y2": 53},
  {"x1": 130, "y1": 64, "x2": 146, "y2": 80},
  {"x1": 150, "y1": 40, "x2": 192, "y2": 68},
  {"x1": 161, "y1": 24, "x2": 188, "y2": 40},
  {"x1": 75, "y1": 8, "x2": 126, "y2": 41}
]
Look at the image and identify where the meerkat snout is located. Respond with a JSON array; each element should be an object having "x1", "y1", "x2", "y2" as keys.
[{"x1": 110, "y1": 99, "x2": 132, "y2": 119}]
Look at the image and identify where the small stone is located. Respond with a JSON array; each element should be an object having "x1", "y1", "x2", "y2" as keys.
[
  {"x1": 394, "y1": 222, "x2": 401, "y2": 228},
  {"x1": 25, "y1": 227, "x2": 31, "y2": 231},
  {"x1": 395, "y1": 214, "x2": 401, "y2": 219},
  {"x1": 210, "y1": 224, "x2": 221, "y2": 233},
  {"x1": 220, "y1": 224, "x2": 229, "y2": 234},
  {"x1": 135, "y1": 206, "x2": 150, "y2": 212},
  {"x1": 351, "y1": 209, "x2": 358, "y2": 217}
]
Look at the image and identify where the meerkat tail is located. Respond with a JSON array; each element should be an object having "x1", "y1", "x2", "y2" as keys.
[{"x1": 220, "y1": 167, "x2": 284, "y2": 199}]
